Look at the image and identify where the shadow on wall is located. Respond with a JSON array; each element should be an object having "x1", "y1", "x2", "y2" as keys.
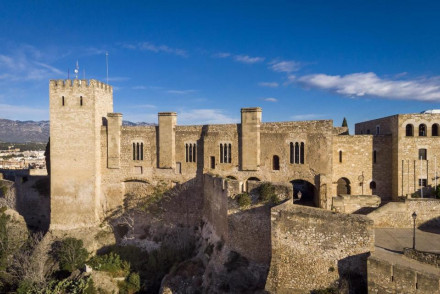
[
  {"x1": 418, "y1": 217, "x2": 440, "y2": 234},
  {"x1": 337, "y1": 253, "x2": 369, "y2": 294}
]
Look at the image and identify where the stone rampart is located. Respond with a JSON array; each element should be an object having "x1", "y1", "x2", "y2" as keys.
[
  {"x1": 368, "y1": 199, "x2": 440, "y2": 228},
  {"x1": 368, "y1": 250, "x2": 440, "y2": 293},
  {"x1": 332, "y1": 194, "x2": 381, "y2": 213},
  {"x1": 266, "y1": 201, "x2": 374, "y2": 293}
]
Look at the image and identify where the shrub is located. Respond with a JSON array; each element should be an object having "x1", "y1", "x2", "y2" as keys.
[
  {"x1": 269, "y1": 193, "x2": 281, "y2": 205},
  {"x1": 236, "y1": 193, "x2": 251, "y2": 208},
  {"x1": 118, "y1": 272, "x2": 141, "y2": 294},
  {"x1": 0, "y1": 185, "x2": 7, "y2": 197},
  {"x1": 435, "y1": 184, "x2": 440, "y2": 199},
  {"x1": 258, "y1": 183, "x2": 275, "y2": 202},
  {"x1": 53, "y1": 237, "x2": 89, "y2": 272},
  {"x1": 88, "y1": 252, "x2": 130, "y2": 277}
]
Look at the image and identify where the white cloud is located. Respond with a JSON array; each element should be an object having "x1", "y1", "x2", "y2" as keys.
[
  {"x1": 270, "y1": 60, "x2": 301, "y2": 73},
  {"x1": 234, "y1": 55, "x2": 265, "y2": 64},
  {"x1": 179, "y1": 109, "x2": 238, "y2": 125},
  {"x1": 291, "y1": 113, "x2": 326, "y2": 120},
  {"x1": 212, "y1": 52, "x2": 231, "y2": 58},
  {"x1": 0, "y1": 45, "x2": 64, "y2": 81},
  {"x1": 258, "y1": 82, "x2": 279, "y2": 88},
  {"x1": 122, "y1": 42, "x2": 187, "y2": 57},
  {"x1": 263, "y1": 97, "x2": 278, "y2": 102},
  {"x1": 298, "y1": 72, "x2": 440, "y2": 101},
  {"x1": 0, "y1": 104, "x2": 48, "y2": 120},
  {"x1": 166, "y1": 89, "x2": 198, "y2": 95},
  {"x1": 107, "y1": 76, "x2": 130, "y2": 82}
]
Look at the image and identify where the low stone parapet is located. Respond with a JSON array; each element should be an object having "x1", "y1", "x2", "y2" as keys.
[{"x1": 332, "y1": 194, "x2": 381, "y2": 213}]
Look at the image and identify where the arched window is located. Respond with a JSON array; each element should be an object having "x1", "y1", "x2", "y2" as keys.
[
  {"x1": 406, "y1": 124, "x2": 414, "y2": 136},
  {"x1": 185, "y1": 143, "x2": 196, "y2": 162},
  {"x1": 295, "y1": 142, "x2": 299, "y2": 164},
  {"x1": 219, "y1": 143, "x2": 231, "y2": 163},
  {"x1": 373, "y1": 150, "x2": 377, "y2": 164},
  {"x1": 300, "y1": 142, "x2": 305, "y2": 164},
  {"x1": 376, "y1": 125, "x2": 380, "y2": 135},
  {"x1": 133, "y1": 142, "x2": 143, "y2": 161},
  {"x1": 432, "y1": 124, "x2": 439, "y2": 136},
  {"x1": 419, "y1": 124, "x2": 427, "y2": 136},
  {"x1": 140, "y1": 143, "x2": 143, "y2": 160},
  {"x1": 273, "y1": 155, "x2": 280, "y2": 170},
  {"x1": 189, "y1": 144, "x2": 193, "y2": 162},
  {"x1": 289, "y1": 142, "x2": 294, "y2": 164},
  {"x1": 370, "y1": 181, "x2": 376, "y2": 190},
  {"x1": 339, "y1": 150, "x2": 343, "y2": 163},
  {"x1": 419, "y1": 148, "x2": 427, "y2": 160}
]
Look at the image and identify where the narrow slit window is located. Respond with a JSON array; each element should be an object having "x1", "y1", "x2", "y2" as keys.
[
  {"x1": 373, "y1": 150, "x2": 377, "y2": 164},
  {"x1": 300, "y1": 142, "x2": 305, "y2": 164},
  {"x1": 140, "y1": 143, "x2": 143, "y2": 160},
  {"x1": 133, "y1": 143, "x2": 136, "y2": 160},
  {"x1": 193, "y1": 143, "x2": 197, "y2": 162},
  {"x1": 228, "y1": 144, "x2": 232, "y2": 163},
  {"x1": 339, "y1": 151, "x2": 343, "y2": 163},
  {"x1": 220, "y1": 144, "x2": 223, "y2": 163},
  {"x1": 80, "y1": 96, "x2": 83, "y2": 106},
  {"x1": 295, "y1": 143, "x2": 299, "y2": 164},
  {"x1": 62, "y1": 96, "x2": 65, "y2": 106},
  {"x1": 290, "y1": 142, "x2": 294, "y2": 164},
  {"x1": 185, "y1": 144, "x2": 188, "y2": 162},
  {"x1": 136, "y1": 143, "x2": 140, "y2": 160}
]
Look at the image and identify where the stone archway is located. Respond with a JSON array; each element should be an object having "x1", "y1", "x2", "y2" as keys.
[
  {"x1": 337, "y1": 177, "x2": 351, "y2": 195},
  {"x1": 290, "y1": 179, "x2": 318, "y2": 207}
]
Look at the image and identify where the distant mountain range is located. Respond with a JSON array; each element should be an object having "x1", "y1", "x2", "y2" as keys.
[{"x1": 0, "y1": 119, "x2": 156, "y2": 143}]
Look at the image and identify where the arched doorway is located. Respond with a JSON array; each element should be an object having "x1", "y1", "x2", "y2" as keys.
[
  {"x1": 337, "y1": 178, "x2": 351, "y2": 195},
  {"x1": 290, "y1": 179, "x2": 318, "y2": 207},
  {"x1": 246, "y1": 177, "x2": 261, "y2": 193}
]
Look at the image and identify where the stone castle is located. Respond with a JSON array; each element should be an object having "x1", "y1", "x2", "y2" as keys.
[
  {"x1": 45, "y1": 79, "x2": 440, "y2": 293},
  {"x1": 49, "y1": 79, "x2": 440, "y2": 230}
]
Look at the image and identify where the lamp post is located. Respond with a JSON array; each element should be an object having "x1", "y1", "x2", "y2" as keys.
[{"x1": 412, "y1": 212, "x2": 417, "y2": 250}]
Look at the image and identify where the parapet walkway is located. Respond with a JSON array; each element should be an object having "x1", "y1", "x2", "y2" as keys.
[{"x1": 375, "y1": 228, "x2": 440, "y2": 254}]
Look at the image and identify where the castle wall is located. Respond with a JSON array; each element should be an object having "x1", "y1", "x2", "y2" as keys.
[
  {"x1": 332, "y1": 135, "x2": 393, "y2": 200},
  {"x1": 50, "y1": 79, "x2": 113, "y2": 230},
  {"x1": 396, "y1": 114, "x2": 440, "y2": 199},
  {"x1": 266, "y1": 201, "x2": 374, "y2": 293},
  {"x1": 368, "y1": 249, "x2": 440, "y2": 293},
  {"x1": 367, "y1": 199, "x2": 440, "y2": 228}
]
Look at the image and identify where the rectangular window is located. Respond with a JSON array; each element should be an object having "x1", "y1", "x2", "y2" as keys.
[
  {"x1": 419, "y1": 179, "x2": 427, "y2": 187},
  {"x1": 419, "y1": 149, "x2": 427, "y2": 160},
  {"x1": 210, "y1": 156, "x2": 215, "y2": 169},
  {"x1": 376, "y1": 125, "x2": 380, "y2": 135}
]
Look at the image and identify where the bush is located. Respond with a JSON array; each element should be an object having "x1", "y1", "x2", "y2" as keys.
[
  {"x1": 88, "y1": 252, "x2": 130, "y2": 277},
  {"x1": 258, "y1": 183, "x2": 275, "y2": 202},
  {"x1": 236, "y1": 193, "x2": 251, "y2": 208},
  {"x1": 0, "y1": 184, "x2": 7, "y2": 197},
  {"x1": 269, "y1": 193, "x2": 281, "y2": 205},
  {"x1": 53, "y1": 237, "x2": 89, "y2": 272},
  {"x1": 435, "y1": 185, "x2": 440, "y2": 199},
  {"x1": 119, "y1": 272, "x2": 141, "y2": 294}
]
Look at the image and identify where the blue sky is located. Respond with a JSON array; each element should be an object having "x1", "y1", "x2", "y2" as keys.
[{"x1": 1, "y1": 1, "x2": 440, "y2": 131}]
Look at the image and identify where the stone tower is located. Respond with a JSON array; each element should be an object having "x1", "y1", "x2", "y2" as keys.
[
  {"x1": 49, "y1": 79, "x2": 113, "y2": 230},
  {"x1": 241, "y1": 107, "x2": 262, "y2": 170}
]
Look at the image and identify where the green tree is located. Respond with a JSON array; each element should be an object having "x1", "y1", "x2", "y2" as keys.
[
  {"x1": 44, "y1": 138, "x2": 50, "y2": 175},
  {"x1": 342, "y1": 117, "x2": 348, "y2": 127},
  {"x1": 53, "y1": 237, "x2": 88, "y2": 272}
]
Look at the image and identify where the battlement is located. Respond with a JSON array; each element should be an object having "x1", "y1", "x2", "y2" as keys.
[
  {"x1": 241, "y1": 107, "x2": 262, "y2": 113},
  {"x1": 49, "y1": 79, "x2": 112, "y2": 92}
]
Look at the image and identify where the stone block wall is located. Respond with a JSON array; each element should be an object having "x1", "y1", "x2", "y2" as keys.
[
  {"x1": 332, "y1": 194, "x2": 381, "y2": 213},
  {"x1": 368, "y1": 252, "x2": 440, "y2": 293},
  {"x1": 266, "y1": 202, "x2": 374, "y2": 293},
  {"x1": 368, "y1": 199, "x2": 440, "y2": 228}
]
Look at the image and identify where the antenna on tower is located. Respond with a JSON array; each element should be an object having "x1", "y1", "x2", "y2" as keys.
[
  {"x1": 83, "y1": 68, "x2": 85, "y2": 80},
  {"x1": 67, "y1": 68, "x2": 70, "y2": 79},
  {"x1": 74, "y1": 60, "x2": 79, "y2": 79},
  {"x1": 105, "y1": 52, "x2": 109, "y2": 84}
]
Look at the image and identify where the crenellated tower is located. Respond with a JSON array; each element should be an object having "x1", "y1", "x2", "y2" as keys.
[{"x1": 49, "y1": 79, "x2": 113, "y2": 230}]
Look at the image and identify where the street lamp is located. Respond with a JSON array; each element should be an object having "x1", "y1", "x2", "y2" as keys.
[{"x1": 412, "y1": 212, "x2": 417, "y2": 250}]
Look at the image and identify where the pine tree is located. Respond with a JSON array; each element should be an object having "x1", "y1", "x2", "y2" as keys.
[{"x1": 342, "y1": 117, "x2": 348, "y2": 127}]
